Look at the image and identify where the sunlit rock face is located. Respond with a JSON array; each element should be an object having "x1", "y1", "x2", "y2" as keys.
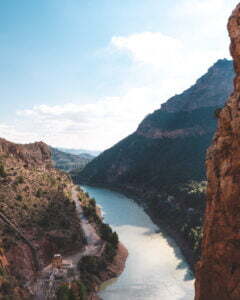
[{"x1": 195, "y1": 4, "x2": 240, "y2": 300}]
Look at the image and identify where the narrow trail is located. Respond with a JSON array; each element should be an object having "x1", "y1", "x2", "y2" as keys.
[
  {"x1": 33, "y1": 186, "x2": 105, "y2": 299},
  {"x1": 69, "y1": 187, "x2": 104, "y2": 265}
]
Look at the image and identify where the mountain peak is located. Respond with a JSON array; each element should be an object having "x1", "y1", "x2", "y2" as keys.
[{"x1": 161, "y1": 59, "x2": 234, "y2": 113}]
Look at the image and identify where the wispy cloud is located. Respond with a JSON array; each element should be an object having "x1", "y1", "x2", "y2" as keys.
[
  {"x1": 13, "y1": 87, "x2": 160, "y2": 150},
  {"x1": 1, "y1": 0, "x2": 238, "y2": 150}
]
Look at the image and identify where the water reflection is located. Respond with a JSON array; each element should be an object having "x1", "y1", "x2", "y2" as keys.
[{"x1": 82, "y1": 186, "x2": 194, "y2": 300}]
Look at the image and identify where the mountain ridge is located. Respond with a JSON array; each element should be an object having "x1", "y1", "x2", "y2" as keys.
[
  {"x1": 75, "y1": 58, "x2": 234, "y2": 267},
  {"x1": 77, "y1": 59, "x2": 234, "y2": 189}
]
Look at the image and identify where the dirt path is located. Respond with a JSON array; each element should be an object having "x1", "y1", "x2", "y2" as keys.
[
  {"x1": 66, "y1": 187, "x2": 104, "y2": 266},
  {"x1": 33, "y1": 186, "x2": 105, "y2": 299}
]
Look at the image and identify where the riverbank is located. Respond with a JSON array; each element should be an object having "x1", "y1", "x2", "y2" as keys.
[
  {"x1": 79, "y1": 182, "x2": 197, "y2": 273},
  {"x1": 90, "y1": 242, "x2": 128, "y2": 300},
  {"x1": 32, "y1": 185, "x2": 128, "y2": 299},
  {"x1": 71, "y1": 185, "x2": 128, "y2": 300},
  {"x1": 82, "y1": 185, "x2": 195, "y2": 300}
]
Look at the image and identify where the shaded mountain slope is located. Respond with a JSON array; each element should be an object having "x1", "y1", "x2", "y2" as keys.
[
  {"x1": 77, "y1": 59, "x2": 234, "y2": 192},
  {"x1": 75, "y1": 59, "x2": 234, "y2": 266}
]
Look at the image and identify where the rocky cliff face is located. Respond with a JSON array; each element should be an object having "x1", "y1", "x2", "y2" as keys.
[
  {"x1": 195, "y1": 4, "x2": 240, "y2": 300},
  {"x1": 0, "y1": 139, "x2": 85, "y2": 298}
]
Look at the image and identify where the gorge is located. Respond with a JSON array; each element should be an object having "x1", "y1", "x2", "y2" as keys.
[
  {"x1": 2, "y1": 2, "x2": 240, "y2": 300},
  {"x1": 75, "y1": 58, "x2": 234, "y2": 267}
]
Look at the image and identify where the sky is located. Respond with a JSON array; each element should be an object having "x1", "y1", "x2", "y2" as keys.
[{"x1": 0, "y1": 0, "x2": 239, "y2": 151}]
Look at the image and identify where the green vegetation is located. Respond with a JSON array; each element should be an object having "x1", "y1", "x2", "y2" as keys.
[
  {"x1": 0, "y1": 163, "x2": 6, "y2": 178},
  {"x1": 15, "y1": 176, "x2": 24, "y2": 184},
  {"x1": 36, "y1": 188, "x2": 43, "y2": 198},
  {"x1": 56, "y1": 281, "x2": 87, "y2": 300},
  {"x1": 147, "y1": 181, "x2": 206, "y2": 259},
  {"x1": 16, "y1": 194, "x2": 23, "y2": 201},
  {"x1": 81, "y1": 196, "x2": 118, "y2": 256},
  {"x1": 77, "y1": 190, "x2": 119, "y2": 292},
  {"x1": 75, "y1": 61, "x2": 233, "y2": 266}
]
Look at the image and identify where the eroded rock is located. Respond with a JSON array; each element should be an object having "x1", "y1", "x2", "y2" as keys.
[{"x1": 195, "y1": 4, "x2": 240, "y2": 300}]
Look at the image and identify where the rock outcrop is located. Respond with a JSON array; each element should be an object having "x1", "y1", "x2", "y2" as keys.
[
  {"x1": 0, "y1": 138, "x2": 85, "y2": 298},
  {"x1": 195, "y1": 4, "x2": 240, "y2": 300}
]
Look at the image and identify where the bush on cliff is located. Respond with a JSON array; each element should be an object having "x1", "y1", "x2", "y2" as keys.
[
  {"x1": 56, "y1": 280, "x2": 87, "y2": 300},
  {"x1": 0, "y1": 164, "x2": 6, "y2": 178}
]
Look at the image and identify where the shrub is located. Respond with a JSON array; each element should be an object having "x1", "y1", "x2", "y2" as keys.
[
  {"x1": 104, "y1": 242, "x2": 116, "y2": 262},
  {"x1": 214, "y1": 107, "x2": 222, "y2": 118},
  {"x1": 16, "y1": 195, "x2": 22, "y2": 201},
  {"x1": 89, "y1": 198, "x2": 96, "y2": 207},
  {"x1": 15, "y1": 176, "x2": 24, "y2": 184},
  {"x1": 0, "y1": 164, "x2": 6, "y2": 178},
  {"x1": 56, "y1": 284, "x2": 75, "y2": 300},
  {"x1": 100, "y1": 223, "x2": 118, "y2": 246},
  {"x1": 36, "y1": 189, "x2": 43, "y2": 198},
  {"x1": 78, "y1": 255, "x2": 106, "y2": 274}
]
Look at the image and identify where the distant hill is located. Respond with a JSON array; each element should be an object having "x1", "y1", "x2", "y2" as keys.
[
  {"x1": 51, "y1": 147, "x2": 94, "y2": 172},
  {"x1": 57, "y1": 147, "x2": 101, "y2": 157}
]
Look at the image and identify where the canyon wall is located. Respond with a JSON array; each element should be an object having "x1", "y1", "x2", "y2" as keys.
[
  {"x1": 0, "y1": 138, "x2": 85, "y2": 298},
  {"x1": 195, "y1": 4, "x2": 240, "y2": 300}
]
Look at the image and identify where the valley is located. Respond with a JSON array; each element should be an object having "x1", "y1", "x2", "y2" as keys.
[{"x1": 75, "y1": 59, "x2": 234, "y2": 267}]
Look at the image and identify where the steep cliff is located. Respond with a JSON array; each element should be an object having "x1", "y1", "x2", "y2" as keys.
[
  {"x1": 0, "y1": 138, "x2": 85, "y2": 298},
  {"x1": 195, "y1": 4, "x2": 240, "y2": 300}
]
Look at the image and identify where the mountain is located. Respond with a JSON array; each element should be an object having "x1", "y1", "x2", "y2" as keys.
[
  {"x1": 0, "y1": 138, "x2": 85, "y2": 298},
  {"x1": 0, "y1": 139, "x2": 125, "y2": 299},
  {"x1": 76, "y1": 58, "x2": 234, "y2": 265},
  {"x1": 77, "y1": 59, "x2": 233, "y2": 190},
  {"x1": 57, "y1": 147, "x2": 101, "y2": 157},
  {"x1": 51, "y1": 147, "x2": 93, "y2": 172},
  {"x1": 196, "y1": 5, "x2": 240, "y2": 299}
]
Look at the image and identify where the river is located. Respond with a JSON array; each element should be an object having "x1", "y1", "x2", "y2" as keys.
[{"x1": 82, "y1": 185, "x2": 194, "y2": 300}]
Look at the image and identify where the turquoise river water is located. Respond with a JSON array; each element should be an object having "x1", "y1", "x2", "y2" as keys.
[{"x1": 82, "y1": 185, "x2": 194, "y2": 300}]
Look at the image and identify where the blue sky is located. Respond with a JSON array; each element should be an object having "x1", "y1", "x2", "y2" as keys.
[{"x1": 0, "y1": 0, "x2": 239, "y2": 150}]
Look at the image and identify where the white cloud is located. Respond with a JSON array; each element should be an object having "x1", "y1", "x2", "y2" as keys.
[
  {"x1": 11, "y1": 87, "x2": 161, "y2": 150},
  {"x1": 2, "y1": 0, "x2": 238, "y2": 150},
  {"x1": 110, "y1": 30, "x2": 226, "y2": 105},
  {"x1": 0, "y1": 123, "x2": 38, "y2": 144},
  {"x1": 111, "y1": 32, "x2": 183, "y2": 67}
]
